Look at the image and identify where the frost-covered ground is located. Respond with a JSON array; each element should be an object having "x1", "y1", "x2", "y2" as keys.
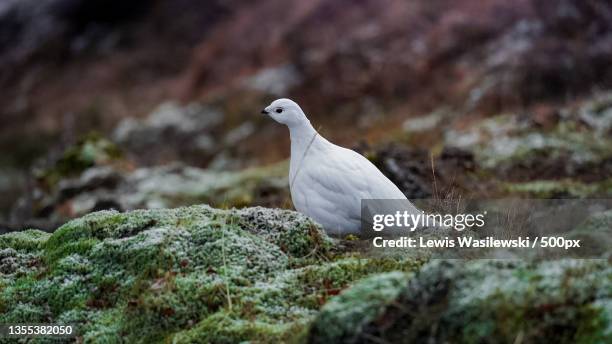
[{"x1": 1, "y1": 205, "x2": 611, "y2": 343}]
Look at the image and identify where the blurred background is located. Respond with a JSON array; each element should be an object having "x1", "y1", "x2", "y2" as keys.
[{"x1": 1, "y1": 0, "x2": 611, "y2": 232}]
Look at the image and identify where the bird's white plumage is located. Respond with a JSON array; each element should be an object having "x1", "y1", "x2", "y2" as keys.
[{"x1": 262, "y1": 98, "x2": 419, "y2": 236}]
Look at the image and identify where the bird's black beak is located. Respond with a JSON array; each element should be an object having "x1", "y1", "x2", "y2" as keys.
[{"x1": 261, "y1": 109, "x2": 269, "y2": 114}]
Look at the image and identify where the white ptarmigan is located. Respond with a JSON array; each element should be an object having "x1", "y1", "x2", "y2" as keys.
[{"x1": 262, "y1": 98, "x2": 420, "y2": 236}]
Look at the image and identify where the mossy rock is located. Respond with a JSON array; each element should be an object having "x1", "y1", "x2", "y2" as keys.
[
  {"x1": 308, "y1": 272, "x2": 410, "y2": 343},
  {"x1": 445, "y1": 113, "x2": 612, "y2": 183},
  {"x1": 0, "y1": 205, "x2": 426, "y2": 343},
  {"x1": 309, "y1": 259, "x2": 612, "y2": 343},
  {"x1": 7, "y1": 205, "x2": 607, "y2": 343}
]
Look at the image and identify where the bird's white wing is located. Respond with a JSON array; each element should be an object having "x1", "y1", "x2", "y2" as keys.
[
  {"x1": 291, "y1": 148, "x2": 363, "y2": 233},
  {"x1": 333, "y1": 146, "x2": 408, "y2": 199},
  {"x1": 332, "y1": 147, "x2": 424, "y2": 235},
  {"x1": 294, "y1": 144, "x2": 409, "y2": 233}
]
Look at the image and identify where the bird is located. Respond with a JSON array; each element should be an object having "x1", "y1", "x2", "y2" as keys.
[{"x1": 261, "y1": 98, "x2": 421, "y2": 236}]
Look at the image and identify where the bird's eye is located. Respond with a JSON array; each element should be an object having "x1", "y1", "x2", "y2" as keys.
[{"x1": 275, "y1": 108, "x2": 283, "y2": 113}]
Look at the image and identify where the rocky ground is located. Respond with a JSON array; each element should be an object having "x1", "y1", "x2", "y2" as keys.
[{"x1": 1, "y1": 205, "x2": 610, "y2": 343}]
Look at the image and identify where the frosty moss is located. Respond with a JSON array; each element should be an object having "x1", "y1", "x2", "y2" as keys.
[
  {"x1": 309, "y1": 259, "x2": 612, "y2": 343},
  {"x1": 0, "y1": 205, "x2": 422, "y2": 343},
  {"x1": 2, "y1": 204, "x2": 609, "y2": 343}
]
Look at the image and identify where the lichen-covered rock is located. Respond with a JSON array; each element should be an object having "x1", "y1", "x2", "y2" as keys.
[
  {"x1": 0, "y1": 205, "x2": 425, "y2": 343},
  {"x1": 445, "y1": 114, "x2": 612, "y2": 178},
  {"x1": 11, "y1": 161, "x2": 291, "y2": 231},
  {"x1": 309, "y1": 259, "x2": 612, "y2": 344},
  {"x1": 442, "y1": 97, "x2": 612, "y2": 199}
]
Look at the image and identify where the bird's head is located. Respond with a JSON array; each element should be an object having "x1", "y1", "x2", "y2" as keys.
[{"x1": 261, "y1": 98, "x2": 308, "y2": 127}]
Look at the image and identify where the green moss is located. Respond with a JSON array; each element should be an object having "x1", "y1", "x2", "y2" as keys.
[
  {"x1": 309, "y1": 259, "x2": 612, "y2": 343},
  {"x1": 83, "y1": 309, "x2": 125, "y2": 344},
  {"x1": 296, "y1": 257, "x2": 422, "y2": 300},
  {"x1": 309, "y1": 272, "x2": 410, "y2": 343},
  {"x1": 234, "y1": 206, "x2": 332, "y2": 260},
  {"x1": 0, "y1": 302, "x2": 47, "y2": 323},
  {"x1": 0, "y1": 230, "x2": 49, "y2": 296},
  {"x1": 1, "y1": 205, "x2": 425, "y2": 343},
  {"x1": 0, "y1": 229, "x2": 50, "y2": 251},
  {"x1": 2, "y1": 204, "x2": 611, "y2": 343},
  {"x1": 170, "y1": 312, "x2": 301, "y2": 344}
]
